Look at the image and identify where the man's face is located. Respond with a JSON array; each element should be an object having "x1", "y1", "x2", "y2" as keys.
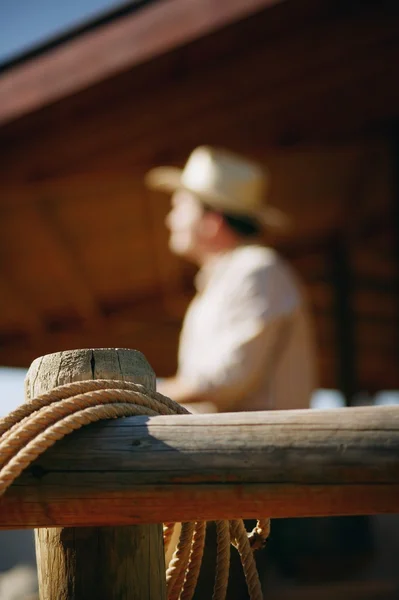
[{"x1": 165, "y1": 190, "x2": 205, "y2": 260}]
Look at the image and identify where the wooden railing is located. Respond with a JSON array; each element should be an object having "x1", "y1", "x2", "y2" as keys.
[{"x1": 0, "y1": 348, "x2": 398, "y2": 599}]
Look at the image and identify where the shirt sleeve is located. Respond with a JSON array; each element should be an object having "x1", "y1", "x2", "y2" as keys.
[{"x1": 185, "y1": 261, "x2": 300, "y2": 411}]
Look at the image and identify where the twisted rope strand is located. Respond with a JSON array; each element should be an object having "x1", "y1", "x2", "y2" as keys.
[
  {"x1": 166, "y1": 521, "x2": 196, "y2": 600},
  {"x1": 230, "y1": 520, "x2": 263, "y2": 600},
  {"x1": 0, "y1": 403, "x2": 157, "y2": 496},
  {"x1": 248, "y1": 518, "x2": 271, "y2": 550},
  {"x1": 181, "y1": 521, "x2": 206, "y2": 600},
  {"x1": 0, "y1": 380, "x2": 188, "y2": 439},
  {"x1": 0, "y1": 391, "x2": 166, "y2": 470},
  {"x1": 163, "y1": 522, "x2": 176, "y2": 555},
  {"x1": 213, "y1": 520, "x2": 230, "y2": 600},
  {"x1": 0, "y1": 380, "x2": 269, "y2": 600}
]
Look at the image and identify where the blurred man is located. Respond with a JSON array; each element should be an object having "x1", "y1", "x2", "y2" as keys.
[
  {"x1": 146, "y1": 146, "x2": 317, "y2": 414},
  {"x1": 146, "y1": 146, "x2": 318, "y2": 598}
]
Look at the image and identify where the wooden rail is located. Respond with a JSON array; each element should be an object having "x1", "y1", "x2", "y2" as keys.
[{"x1": 2, "y1": 404, "x2": 399, "y2": 528}]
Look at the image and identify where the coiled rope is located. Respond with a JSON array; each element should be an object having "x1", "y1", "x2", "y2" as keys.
[{"x1": 0, "y1": 379, "x2": 270, "y2": 600}]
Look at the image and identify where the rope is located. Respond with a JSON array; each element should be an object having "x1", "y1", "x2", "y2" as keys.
[
  {"x1": 230, "y1": 520, "x2": 263, "y2": 600},
  {"x1": 0, "y1": 379, "x2": 270, "y2": 600},
  {"x1": 181, "y1": 521, "x2": 206, "y2": 600},
  {"x1": 164, "y1": 522, "x2": 177, "y2": 555},
  {"x1": 213, "y1": 520, "x2": 230, "y2": 600}
]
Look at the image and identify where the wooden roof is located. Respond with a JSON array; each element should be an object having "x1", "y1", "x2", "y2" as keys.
[
  {"x1": 0, "y1": 0, "x2": 399, "y2": 394},
  {"x1": 0, "y1": 0, "x2": 279, "y2": 126}
]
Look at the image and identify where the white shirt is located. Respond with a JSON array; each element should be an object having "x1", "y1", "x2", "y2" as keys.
[{"x1": 178, "y1": 245, "x2": 317, "y2": 413}]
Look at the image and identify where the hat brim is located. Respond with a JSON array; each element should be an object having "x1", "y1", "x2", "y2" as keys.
[
  {"x1": 145, "y1": 166, "x2": 183, "y2": 193},
  {"x1": 145, "y1": 166, "x2": 292, "y2": 231}
]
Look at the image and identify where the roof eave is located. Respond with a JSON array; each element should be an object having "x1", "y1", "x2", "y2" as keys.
[{"x1": 0, "y1": 0, "x2": 282, "y2": 127}]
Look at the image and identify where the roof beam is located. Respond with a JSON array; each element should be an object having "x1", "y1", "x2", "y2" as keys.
[{"x1": 0, "y1": 0, "x2": 281, "y2": 126}]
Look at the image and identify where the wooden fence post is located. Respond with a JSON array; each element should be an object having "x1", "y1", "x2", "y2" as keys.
[{"x1": 25, "y1": 348, "x2": 166, "y2": 600}]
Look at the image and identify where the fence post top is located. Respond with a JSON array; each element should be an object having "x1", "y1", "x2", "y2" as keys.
[{"x1": 25, "y1": 348, "x2": 156, "y2": 398}]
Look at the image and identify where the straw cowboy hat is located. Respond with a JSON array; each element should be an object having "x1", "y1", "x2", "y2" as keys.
[{"x1": 145, "y1": 146, "x2": 290, "y2": 229}]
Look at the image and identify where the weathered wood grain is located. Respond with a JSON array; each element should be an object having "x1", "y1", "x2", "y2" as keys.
[
  {"x1": 2, "y1": 404, "x2": 399, "y2": 527},
  {"x1": 24, "y1": 349, "x2": 165, "y2": 600}
]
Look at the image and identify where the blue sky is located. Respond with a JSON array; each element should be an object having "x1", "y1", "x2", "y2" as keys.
[
  {"x1": 0, "y1": 367, "x2": 27, "y2": 416},
  {"x1": 0, "y1": 0, "x2": 131, "y2": 65}
]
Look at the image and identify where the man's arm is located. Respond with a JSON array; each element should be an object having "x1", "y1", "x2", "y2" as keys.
[
  {"x1": 157, "y1": 376, "x2": 222, "y2": 414},
  {"x1": 156, "y1": 377, "x2": 204, "y2": 404}
]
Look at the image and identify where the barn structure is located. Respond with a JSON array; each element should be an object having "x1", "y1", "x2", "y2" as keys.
[
  {"x1": 1, "y1": 1, "x2": 399, "y2": 597},
  {"x1": 0, "y1": 0, "x2": 399, "y2": 405}
]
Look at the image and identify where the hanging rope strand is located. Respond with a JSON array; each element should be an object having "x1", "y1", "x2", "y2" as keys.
[
  {"x1": 213, "y1": 520, "x2": 231, "y2": 600},
  {"x1": 166, "y1": 521, "x2": 196, "y2": 600},
  {"x1": 181, "y1": 521, "x2": 206, "y2": 600},
  {"x1": 164, "y1": 522, "x2": 177, "y2": 555},
  {"x1": 230, "y1": 520, "x2": 263, "y2": 600}
]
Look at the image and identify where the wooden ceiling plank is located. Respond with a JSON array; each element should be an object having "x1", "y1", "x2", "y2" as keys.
[
  {"x1": 35, "y1": 199, "x2": 104, "y2": 326},
  {"x1": 0, "y1": 271, "x2": 45, "y2": 336}
]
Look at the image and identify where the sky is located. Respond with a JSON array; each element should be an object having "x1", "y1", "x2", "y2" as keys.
[
  {"x1": 0, "y1": 0, "x2": 132, "y2": 65},
  {"x1": 0, "y1": 367, "x2": 27, "y2": 417}
]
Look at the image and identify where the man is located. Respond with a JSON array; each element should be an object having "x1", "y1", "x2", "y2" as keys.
[
  {"x1": 146, "y1": 146, "x2": 318, "y2": 598},
  {"x1": 146, "y1": 146, "x2": 317, "y2": 414}
]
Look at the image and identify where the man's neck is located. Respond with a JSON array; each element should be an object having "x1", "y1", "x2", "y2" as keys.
[{"x1": 197, "y1": 240, "x2": 241, "y2": 269}]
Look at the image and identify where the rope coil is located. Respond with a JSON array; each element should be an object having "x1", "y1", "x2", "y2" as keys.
[{"x1": 0, "y1": 379, "x2": 270, "y2": 600}]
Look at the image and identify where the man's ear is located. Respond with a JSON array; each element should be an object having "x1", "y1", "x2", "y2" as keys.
[{"x1": 200, "y1": 211, "x2": 224, "y2": 238}]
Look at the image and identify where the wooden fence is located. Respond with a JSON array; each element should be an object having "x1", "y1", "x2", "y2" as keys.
[{"x1": 0, "y1": 348, "x2": 398, "y2": 599}]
